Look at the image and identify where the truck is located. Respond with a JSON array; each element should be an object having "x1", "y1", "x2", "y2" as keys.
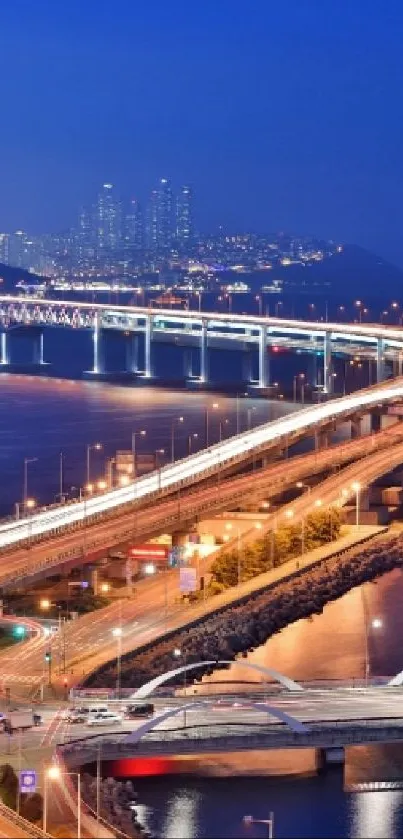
[{"x1": 0, "y1": 709, "x2": 42, "y2": 733}]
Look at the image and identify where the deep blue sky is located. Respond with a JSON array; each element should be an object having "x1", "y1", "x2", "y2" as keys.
[{"x1": 1, "y1": 0, "x2": 403, "y2": 262}]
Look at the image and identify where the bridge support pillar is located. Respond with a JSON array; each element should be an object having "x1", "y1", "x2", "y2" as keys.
[
  {"x1": 33, "y1": 330, "x2": 44, "y2": 365},
  {"x1": 144, "y1": 316, "x2": 152, "y2": 378},
  {"x1": 376, "y1": 338, "x2": 386, "y2": 382},
  {"x1": 370, "y1": 410, "x2": 382, "y2": 433},
  {"x1": 125, "y1": 334, "x2": 139, "y2": 374},
  {"x1": 184, "y1": 348, "x2": 193, "y2": 379},
  {"x1": 315, "y1": 428, "x2": 331, "y2": 450},
  {"x1": 0, "y1": 332, "x2": 9, "y2": 365},
  {"x1": 92, "y1": 314, "x2": 103, "y2": 374},
  {"x1": 351, "y1": 415, "x2": 362, "y2": 439},
  {"x1": 323, "y1": 333, "x2": 332, "y2": 394},
  {"x1": 200, "y1": 320, "x2": 208, "y2": 383},
  {"x1": 242, "y1": 351, "x2": 253, "y2": 384},
  {"x1": 258, "y1": 326, "x2": 270, "y2": 389}
]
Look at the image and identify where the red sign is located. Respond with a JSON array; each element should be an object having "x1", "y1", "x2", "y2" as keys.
[{"x1": 129, "y1": 545, "x2": 169, "y2": 562}]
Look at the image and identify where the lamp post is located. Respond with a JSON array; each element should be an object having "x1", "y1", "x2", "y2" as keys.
[
  {"x1": 131, "y1": 429, "x2": 146, "y2": 477},
  {"x1": 155, "y1": 448, "x2": 165, "y2": 490},
  {"x1": 171, "y1": 416, "x2": 184, "y2": 462},
  {"x1": 361, "y1": 586, "x2": 383, "y2": 685},
  {"x1": 86, "y1": 442, "x2": 102, "y2": 485},
  {"x1": 205, "y1": 402, "x2": 219, "y2": 447},
  {"x1": 44, "y1": 765, "x2": 81, "y2": 838},
  {"x1": 112, "y1": 626, "x2": 123, "y2": 696},
  {"x1": 23, "y1": 457, "x2": 38, "y2": 512},
  {"x1": 59, "y1": 451, "x2": 64, "y2": 502},
  {"x1": 243, "y1": 812, "x2": 274, "y2": 838},
  {"x1": 219, "y1": 418, "x2": 230, "y2": 442},
  {"x1": 187, "y1": 433, "x2": 198, "y2": 455}
]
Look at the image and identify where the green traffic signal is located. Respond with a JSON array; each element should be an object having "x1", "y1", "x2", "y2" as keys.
[
  {"x1": 13, "y1": 625, "x2": 26, "y2": 638},
  {"x1": 44, "y1": 651, "x2": 52, "y2": 662}
]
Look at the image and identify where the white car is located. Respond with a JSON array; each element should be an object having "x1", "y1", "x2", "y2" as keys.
[{"x1": 86, "y1": 712, "x2": 123, "y2": 727}]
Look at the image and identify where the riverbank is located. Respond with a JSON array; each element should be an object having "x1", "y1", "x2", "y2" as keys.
[{"x1": 86, "y1": 526, "x2": 399, "y2": 690}]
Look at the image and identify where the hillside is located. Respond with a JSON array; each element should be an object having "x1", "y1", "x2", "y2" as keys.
[{"x1": 0, "y1": 263, "x2": 45, "y2": 291}]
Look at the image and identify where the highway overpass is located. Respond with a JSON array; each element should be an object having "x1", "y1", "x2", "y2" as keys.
[
  {"x1": 0, "y1": 420, "x2": 400, "y2": 591},
  {"x1": 0, "y1": 377, "x2": 403, "y2": 553}
]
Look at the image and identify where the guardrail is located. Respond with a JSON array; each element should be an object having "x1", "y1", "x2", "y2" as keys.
[{"x1": 0, "y1": 799, "x2": 52, "y2": 838}]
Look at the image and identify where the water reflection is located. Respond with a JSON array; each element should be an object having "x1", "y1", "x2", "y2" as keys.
[{"x1": 200, "y1": 569, "x2": 403, "y2": 690}]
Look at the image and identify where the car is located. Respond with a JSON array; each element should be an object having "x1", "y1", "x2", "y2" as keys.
[
  {"x1": 124, "y1": 703, "x2": 154, "y2": 719},
  {"x1": 86, "y1": 712, "x2": 123, "y2": 727},
  {"x1": 67, "y1": 713, "x2": 87, "y2": 724}
]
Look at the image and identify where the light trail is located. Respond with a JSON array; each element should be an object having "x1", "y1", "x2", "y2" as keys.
[{"x1": 0, "y1": 378, "x2": 402, "y2": 550}]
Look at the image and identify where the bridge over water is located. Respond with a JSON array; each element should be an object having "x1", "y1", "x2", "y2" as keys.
[{"x1": 1, "y1": 296, "x2": 403, "y2": 391}]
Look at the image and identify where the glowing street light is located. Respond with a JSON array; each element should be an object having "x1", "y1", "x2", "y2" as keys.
[
  {"x1": 44, "y1": 765, "x2": 81, "y2": 837},
  {"x1": 86, "y1": 442, "x2": 102, "y2": 485},
  {"x1": 171, "y1": 416, "x2": 184, "y2": 462},
  {"x1": 40, "y1": 598, "x2": 51, "y2": 611}
]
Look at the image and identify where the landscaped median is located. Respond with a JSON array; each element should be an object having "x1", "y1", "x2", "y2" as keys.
[{"x1": 83, "y1": 523, "x2": 388, "y2": 691}]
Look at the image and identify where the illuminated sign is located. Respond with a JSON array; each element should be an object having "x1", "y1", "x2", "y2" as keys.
[{"x1": 129, "y1": 545, "x2": 169, "y2": 562}]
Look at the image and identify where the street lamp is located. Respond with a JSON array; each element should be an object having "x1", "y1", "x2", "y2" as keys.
[
  {"x1": 131, "y1": 429, "x2": 146, "y2": 477},
  {"x1": 112, "y1": 626, "x2": 123, "y2": 696},
  {"x1": 351, "y1": 481, "x2": 361, "y2": 528},
  {"x1": 362, "y1": 586, "x2": 383, "y2": 685},
  {"x1": 187, "y1": 433, "x2": 198, "y2": 455},
  {"x1": 86, "y1": 442, "x2": 102, "y2": 485},
  {"x1": 293, "y1": 373, "x2": 305, "y2": 403},
  {"x1": 296, "y1": 481, "x2": 311, "y2": 495},
  {"x1": 219, "y1": 418, "x2": 230, "y2": 442},
  {"x1": 44, "y1": 765, "x2": 81, "y2": 837},
  {"x1": 171, "y1": 416, "x2": 184, "y2": 462},
  {"x1": 23, "y1": 457, "x2": 38, "y2": 512},
  {"x1": 205, "y1": 402, "x2": 219, "y2": 446}
]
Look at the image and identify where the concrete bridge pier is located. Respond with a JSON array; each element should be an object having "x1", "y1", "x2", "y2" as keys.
[
  {"x1": 377, "y1": 338, "x2": 386, "y2": 382},
  {"x1": 144, "y1": 315, "x2": 152, "y2": 378},
  {"x1": 0, "y1": 331, "x2": 9, "y2": 366},
  {"x1": 32, "y1": 330, "x2": 44, "y2": 366},
  {"x1": 92, "y1": 314, "x2": 104, "y2": 375},
  {"x1": 183, "y1": 348, "x2": 193, "y2": 379},
  {"x1": 323, "y1": 333, "x2": 332, "y2": 394},
  {"x1": 200, "y1": 320, "x2": 208, "y2": 383},
  {"x1": 125, "y1": 333, "x2": 139, "y2": 374},
  {"x1": 242, "y1": 351, "x2": 253, "y2": 384},
  {"x1": 248, "y1": 327, "x2": 271, "y2": 395},
  {"x1": 350, "y1": 415, "x2": 362, "y2": 439}
]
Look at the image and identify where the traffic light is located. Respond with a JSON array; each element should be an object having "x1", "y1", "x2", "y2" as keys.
[
  {"x1": 63, "y1": 677, "x2": 68, "y2": 687},
  {"x1": 13, "y1": 625, "x2": 25, "y2": 639},
  {"x1": 44, "y1": 651, "x2": 52, "y2": 663}
]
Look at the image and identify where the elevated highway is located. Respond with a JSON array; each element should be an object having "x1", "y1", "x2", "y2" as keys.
[
  {"x1": 0, "y1": 421, "x2": 401, "y2": 590},
  {"x1": 0, "y1": 377, "x2": 403, "y2": 553}
]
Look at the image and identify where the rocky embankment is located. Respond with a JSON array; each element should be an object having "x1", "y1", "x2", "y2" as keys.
[{"x1": 86, "y1": 532, "x2": 403, "y2": 690}]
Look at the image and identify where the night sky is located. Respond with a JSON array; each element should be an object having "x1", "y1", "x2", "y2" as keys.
[{"x1": 1, "y1": 0, "x2": 403, "y2": 262}]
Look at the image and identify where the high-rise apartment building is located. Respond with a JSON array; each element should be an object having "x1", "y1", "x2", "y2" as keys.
[
  {"x1": 0, "y1": 234, "x2": 9, "y2": 265},
  {"x1": 124, "y1": 199, "x2": 144, "y2": 251},
  {"x1": 146, "y1": 178, "x2": 174, "y2": 251},
  {"x1": 96, "y1": 183, "x2": 122, "y2": 258},
  {"x1": 176, "y1": 185, "x2": 193, "y2": 247}
]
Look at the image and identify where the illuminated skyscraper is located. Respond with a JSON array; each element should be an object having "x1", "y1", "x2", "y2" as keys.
[
  {"x1": 124, "y1": 199, "x2": 144, "y2": 251},
  {"x1": 146, "y1": 178, "x2": 173, "y2": 251},
  {"x1": 96, "y1": 183, "x2": 121, "y2": 257},
  {"x1": 176, "y1": 185, "x2": 193, "y2": 248}
]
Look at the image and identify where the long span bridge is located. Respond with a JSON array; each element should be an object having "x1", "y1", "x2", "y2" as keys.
[{"x1": 1, "y1": 296, "x2": 403, "y2": 390}]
